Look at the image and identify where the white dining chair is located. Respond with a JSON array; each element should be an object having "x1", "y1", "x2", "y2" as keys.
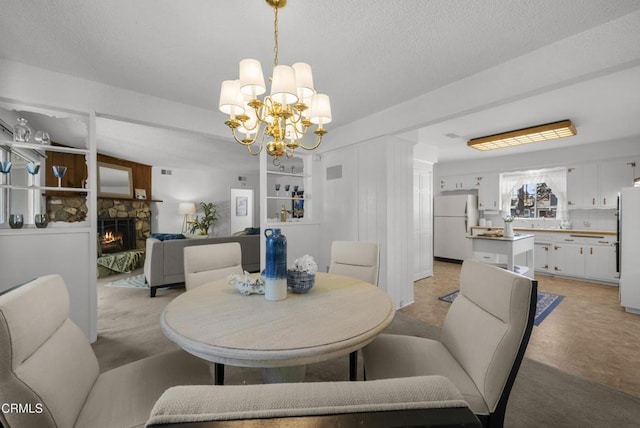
[
  {"x1": 328, "y1": 240, "x2": 380, "y2": 381},
  {"x1": 184, "y1": 242, "x2": 243, "y2": 291},
  {"x1": 328, "y1": 240, "x2": 380, "y2": 286}
]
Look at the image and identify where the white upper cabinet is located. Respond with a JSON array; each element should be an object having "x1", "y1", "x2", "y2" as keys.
[
  {"x1": 476, "y1": 173, "x2": 500, "y2": 211},
  {"x1": 439, "y1": 174, "x2": 479, "y2": 192},
  {"x1": 567, "y1": 163, "x2": 598, "y2": 209},
  {"x1": 567, "y1": 158, "x2": 637, "y2": 209}
]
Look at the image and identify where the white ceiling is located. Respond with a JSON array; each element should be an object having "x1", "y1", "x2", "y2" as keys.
[{"x1": 1, "y1": 1, "x2": 640, "y2": 171}]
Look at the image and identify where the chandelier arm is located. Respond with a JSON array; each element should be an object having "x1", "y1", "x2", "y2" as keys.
[
  {"x1": 298, "y1": 134, "x2": 324, "y2": 151},
  {"x1": 230, "y1": 128, "x2": 258, "y2": 146},
  {"x1": 246, "y1": 139, "x2": 263, "y2": 156}
]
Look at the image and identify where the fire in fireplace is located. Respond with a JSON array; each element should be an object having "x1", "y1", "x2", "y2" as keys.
[{"x1": 98, "y1": 218, "x2": 136, "y2": 254}]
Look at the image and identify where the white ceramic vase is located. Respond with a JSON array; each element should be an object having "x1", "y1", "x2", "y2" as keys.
[{"x1": 503, "y1": 222, "x2": 514, "y2": 238}]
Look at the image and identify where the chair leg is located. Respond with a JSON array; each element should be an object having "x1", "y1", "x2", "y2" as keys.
[
  {"x1": 349, "y1": 351, "x2": 358, "y2": 381},
  {"x1": 214, "y1": 363, "x2": 225, "y2": 385}
]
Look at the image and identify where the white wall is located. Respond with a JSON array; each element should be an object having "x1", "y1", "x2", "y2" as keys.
[
  {"x1": 151, "y1": 166, "x2": 259, "y2": 236},
  {"x1": 319, "y1": 136, "x2": 415, "y2": 308}
]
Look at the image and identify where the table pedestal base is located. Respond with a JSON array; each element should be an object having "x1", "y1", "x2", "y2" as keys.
[{"x1": 262, "y1": 365, "x2": 307, "y2": 383}]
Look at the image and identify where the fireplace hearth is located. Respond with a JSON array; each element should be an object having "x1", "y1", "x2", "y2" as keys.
[{"x1": 98, "y1": 218, "x2": 136, "y2": 254}]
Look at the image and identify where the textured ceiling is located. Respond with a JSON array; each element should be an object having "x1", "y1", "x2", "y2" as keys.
[{"x1": 1, "y1": 1, "x2": 640, "y2": 169}]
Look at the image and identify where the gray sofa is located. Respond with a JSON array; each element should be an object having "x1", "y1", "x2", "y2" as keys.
[{"x1": 144, "y1": 234, "x2": 260, "y2": 297}]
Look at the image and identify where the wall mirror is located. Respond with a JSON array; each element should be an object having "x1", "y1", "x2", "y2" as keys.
[{"x1": 97, "y1": 162, "x2": 133, "y2": 198}]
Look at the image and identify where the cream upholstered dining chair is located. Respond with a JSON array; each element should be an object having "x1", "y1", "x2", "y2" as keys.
[
  {"x1": 328, "y1": 240, "x2": 380, "y2": 381},
  {"x1": 0, "y1": 274, "x2": 212, "y2": 428},
  {"x1": 362, "y1": 259, "x2": 537, "y2": 428},
  {"x1": 328, "y1": 240, "x2": 380, "y2": 286},
  {"x1": 184, "y1": 242, "x2": 244, "y2": 291},
  {"x1": 183, "y1": 242, "x2": 244, "y2": 384}
]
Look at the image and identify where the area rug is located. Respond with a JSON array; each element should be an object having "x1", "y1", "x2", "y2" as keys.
[
  {"x1": 438, "y1": 290, "x2": 564, "y2": 326},
  {"x1": 105, "y1": 273, "x2": 149, "y2": 289}
]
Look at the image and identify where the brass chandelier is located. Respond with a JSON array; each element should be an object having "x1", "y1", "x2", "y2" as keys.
[{"x1": 218, "y1": 0, "x2": 331, "y2": 165}]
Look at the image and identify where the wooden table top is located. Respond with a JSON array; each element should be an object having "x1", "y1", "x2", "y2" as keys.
[{"x1": 161, "y1": 272, "x2": 395, "y2": 368}]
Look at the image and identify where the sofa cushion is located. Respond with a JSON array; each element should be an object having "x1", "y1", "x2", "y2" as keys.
[
  {"x1": 149, "y1": 233, "x2": 186, "y2": 241},
  {"x1": 75, "y1": 350, "x2": 211, "y2": 428}
]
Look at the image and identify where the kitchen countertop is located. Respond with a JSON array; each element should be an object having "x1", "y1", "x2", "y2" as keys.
[
  {"x1": 469, "y1": 232, "x2": 535, "y2": 241},
  {"x1": 470, "y1": 226, "x2": 616, "y2": 236}
]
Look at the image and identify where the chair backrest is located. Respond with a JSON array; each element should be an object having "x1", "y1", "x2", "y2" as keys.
[
  {"x1": 328, "y1": 241, "x2": 380, "y2": 286},
  {"x1": 146, "y1": 376, "x2": 480, "y2": 427},
  {"x1": 0, "y1": 275, "x2": 99, "y2": 428},
  {"x1": 184, "y1": 242, "x2": 244, "y2": 290},
  {"x1": 440, "y1": 260, "x2": 536, "y2": 414}
]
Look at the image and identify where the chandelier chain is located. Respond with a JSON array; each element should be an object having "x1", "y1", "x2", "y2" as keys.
[{"x1": 273, "y1": 6, "x2": 279, "y2": 66}]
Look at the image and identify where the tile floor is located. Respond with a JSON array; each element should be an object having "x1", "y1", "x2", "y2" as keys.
[{"x1": 400, "y1": 260, "x2": 640, "y2": 398}]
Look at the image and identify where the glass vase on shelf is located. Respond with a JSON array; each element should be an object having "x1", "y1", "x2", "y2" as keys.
[
  {"x1": 13, "y1": 118, "x2": 32, "y2": 142},
  {"x1": 52, "y1": 165, "x2": 67, "y2": 187}
]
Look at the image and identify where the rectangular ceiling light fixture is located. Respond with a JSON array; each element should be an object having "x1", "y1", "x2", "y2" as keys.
[{"x1": 467, "y1": 119, "x2": 576, "y2": 151}]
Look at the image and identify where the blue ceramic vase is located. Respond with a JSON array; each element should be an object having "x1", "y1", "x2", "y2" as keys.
[{"x1": 263, "y1": 228, "x2": 287, "y2": 301}]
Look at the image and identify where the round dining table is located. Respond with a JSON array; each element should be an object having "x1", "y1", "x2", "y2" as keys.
[{"x1": 160, "y1": 272, "x2": 395, "y2": 383}]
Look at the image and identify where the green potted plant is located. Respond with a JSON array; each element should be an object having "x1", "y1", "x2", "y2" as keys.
[{"x1": 188, "y1": 202, "x2": 218, "y2": 236}]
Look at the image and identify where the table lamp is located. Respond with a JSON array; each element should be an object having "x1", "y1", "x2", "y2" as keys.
[{"x1": 179, "y1": 202, "x2": 196, "y2": 234}]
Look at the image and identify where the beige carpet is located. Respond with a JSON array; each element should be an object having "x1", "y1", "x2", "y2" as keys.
[{"x1": 93, "y1": 274, "x2": 640, "y2": 427}]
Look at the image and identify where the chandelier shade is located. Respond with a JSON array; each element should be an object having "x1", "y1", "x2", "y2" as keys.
[
  {"x1": 239, "y1": 59, "x2": 266, "y2": 97},
  {"x1": 219, "y1": 80, "x2": 245, "y2": 116},
  {"x1": 270, "y1": 65, "x2": 298, "y2": 105},
  {"x1": 218, "y1": 0, "x2": 331, "y2": 165}
]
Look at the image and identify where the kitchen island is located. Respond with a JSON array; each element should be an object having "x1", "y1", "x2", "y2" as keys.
[{"x1": 468, "y1": 233, "x2": 535, "y2": 278}]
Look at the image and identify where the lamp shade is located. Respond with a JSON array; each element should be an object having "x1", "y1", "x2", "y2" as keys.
[
  {"x1": 178, "y1": 202, "x2": 196, "y2": 215},
  {"x1": 239, "y1": 59, "x2": 266, "y2": 97},
  {"x1": 270, "y1": 65, "x2": 298, "y2": 105},
  {"x1": 309, "y1": 93, "x2": 332, "y2": 125},
  {"x1": 292, "y1": 62, "x2": 315, "y2": 100},
  {"x1": 219, "y1": 80, "x2": 245, "y2": 116}
]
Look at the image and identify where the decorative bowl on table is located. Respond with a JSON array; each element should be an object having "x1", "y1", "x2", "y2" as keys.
[{"x1": 286, "y1": 269, "x2": 315, "y2": 293}]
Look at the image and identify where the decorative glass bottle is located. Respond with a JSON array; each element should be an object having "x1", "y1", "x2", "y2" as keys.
[{"x1": 13, "y1": 118, "x2": 32, "y2": 142}]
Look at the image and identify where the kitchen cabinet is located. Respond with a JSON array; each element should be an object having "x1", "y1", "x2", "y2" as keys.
[
  {"x1": 477, "y1": 173, "x2": 500, "y2": 211},
  {"x1": 552, "y1": 239, "x2": 585, "y2": 277},
  {"x1": 439, "y1": 174, "x2": 478, "y2": 191},
  {"x1": 546, "y1": 234, "x2": 618, "y2": 283},
  {"x1": 567, "y1": 159, "x2": 637, "y2": 209},
  {"x1": 567, "y1": 163, "x2": 598, "y2": 209},
  {"x1": 534, "y1": 243, "x2": 551, "y2": 272},
  {"x1": 584, "y1": 237, "x2": 618, "y2": 282}
]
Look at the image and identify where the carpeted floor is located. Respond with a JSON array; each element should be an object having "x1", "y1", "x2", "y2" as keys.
[{"x1": 93, "y1": 275, "x2": 640, "y2": 427}]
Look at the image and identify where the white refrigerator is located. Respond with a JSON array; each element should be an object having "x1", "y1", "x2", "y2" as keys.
[
  {"x1": 434, "y1": 194, "x2": 479, "y2": 261},
  {"x1": 620, "y1": 187, "x2": 640, "y2": 314}
]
